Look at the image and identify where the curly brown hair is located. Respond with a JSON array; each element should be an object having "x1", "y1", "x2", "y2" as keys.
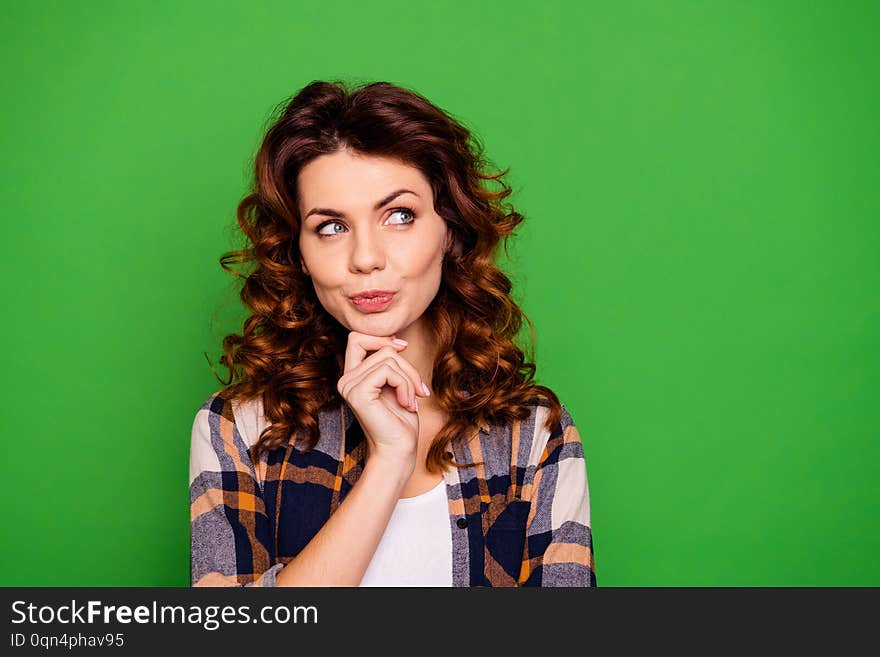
[{"x1": 208, "y1": 79, "x2": 563, "y2": 474}]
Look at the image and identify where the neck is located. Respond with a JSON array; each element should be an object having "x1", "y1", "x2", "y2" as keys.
[{"x1": 394, "y1": 316, "x2": 442, "y2": 413}]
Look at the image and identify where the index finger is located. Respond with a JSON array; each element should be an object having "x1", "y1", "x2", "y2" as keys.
[{"x1": 343, "y1": 330, "x2": 407, "y2": 374}]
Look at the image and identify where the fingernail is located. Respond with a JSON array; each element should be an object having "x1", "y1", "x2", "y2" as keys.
[
  {"x1": 393, "y1": 338, "x2": 408, "y2": 347},
  {"x1": 421, "y1": 382, "x2": 430, "y2": 396}
]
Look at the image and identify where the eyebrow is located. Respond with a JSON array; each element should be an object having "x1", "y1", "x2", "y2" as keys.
[{"x1": 303, "y1": 188, "x2": 419, "y2": 221}]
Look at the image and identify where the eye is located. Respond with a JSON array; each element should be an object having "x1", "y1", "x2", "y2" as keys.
[
  {"x1": 316, "y1": 220, "x2": 346, "y2": 237},
  {"x1": 387, "y1": 207, "x2": 416, "y2": 225},
  {"x1": 314, "y1": 207, "x2": 416, "y2": 238}
]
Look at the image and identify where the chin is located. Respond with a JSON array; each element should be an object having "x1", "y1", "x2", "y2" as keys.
[
  {"x1": 341, "y1": 312, "x2": 400, "y2": 336},
  {"x1": 356, "y1": 320, "x2": 399, "y2": 337}
]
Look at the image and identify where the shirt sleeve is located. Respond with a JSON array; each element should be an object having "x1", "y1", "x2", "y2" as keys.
[
  {"x1": 189, "y1": 393, "x2": 284, "y2": 587},
  {"x1": 519, "y1": 404, "x2": 597, "y2": 586}
]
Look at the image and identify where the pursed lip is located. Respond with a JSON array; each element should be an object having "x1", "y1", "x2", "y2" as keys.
[{"x1": 348, "y1": 289, "x2": 396, "y2": 300}]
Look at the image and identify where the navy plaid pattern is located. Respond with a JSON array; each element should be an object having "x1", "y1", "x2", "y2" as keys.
[{"x1": 189, "y1": 389, "x2": 596, "y2": 586}]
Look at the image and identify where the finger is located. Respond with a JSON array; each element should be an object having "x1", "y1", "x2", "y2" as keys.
[
  {"x1": 344, "y1": 331, "x2": 408, "y2": 375},
  {"x1": 338, "y1": 338, "x2": 407, "y2": 397},
  {"x1": 342, "y1": 353, "x2": 414, "y2": 408},
  {"x1": 377, "y1": 345, "x2": 431, "y2": 398},
  {"x1": 346, "y1": 345, "x2": 428, "y2": 402},
  {"x1": 343, "y1": 358, "x2": 417, "y2": 412}
]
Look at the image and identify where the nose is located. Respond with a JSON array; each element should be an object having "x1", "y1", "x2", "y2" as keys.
[{"x1": 349, "y1": 226, "x2": 386, "y2": 273}]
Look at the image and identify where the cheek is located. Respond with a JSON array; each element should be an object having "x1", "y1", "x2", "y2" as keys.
[
  {"x1": 303, "y1": 251, "x2": 344, "y2": 285},
  {"x1": 402, "y1": 246, "x2": 445, "y2": 301},
  {"x1": 402, "y1": 235, "x2": 446, "y2": 274}
]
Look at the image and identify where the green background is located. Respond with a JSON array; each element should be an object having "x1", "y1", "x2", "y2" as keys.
[{"x1": 2, "y1": 0, "x2": 877, "y2": 586}]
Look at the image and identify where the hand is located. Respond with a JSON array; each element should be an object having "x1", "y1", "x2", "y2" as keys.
[{"x1": 336, "y1": 331, "x2": 431, "y2": 472}]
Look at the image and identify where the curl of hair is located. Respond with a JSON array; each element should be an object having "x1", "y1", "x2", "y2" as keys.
[{"x1": 208, "y1": 79, "x2": 563, "y2": 474}]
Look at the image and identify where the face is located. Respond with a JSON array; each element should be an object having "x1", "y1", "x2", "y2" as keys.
[{"x1": 296, "y1": 149, "x2": 449, "y2": 338}]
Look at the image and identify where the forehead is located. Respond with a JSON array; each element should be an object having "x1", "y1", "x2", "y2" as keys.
[{"x1": 296, "y1": 150, "x2": 429, "y2": 206}]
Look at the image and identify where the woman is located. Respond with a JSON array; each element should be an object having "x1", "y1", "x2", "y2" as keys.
[{"x1": 189, "y1": 80, "x2": 596, "y2": 587}]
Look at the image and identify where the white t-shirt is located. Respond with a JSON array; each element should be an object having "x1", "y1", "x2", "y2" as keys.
[{"x1": 358, "y1": 479, "x2": 453, "y2": 587}]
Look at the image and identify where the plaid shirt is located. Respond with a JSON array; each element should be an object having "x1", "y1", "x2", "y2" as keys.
[{"x1": 189, "y1": 388, "x2": 596, "y2": 587}]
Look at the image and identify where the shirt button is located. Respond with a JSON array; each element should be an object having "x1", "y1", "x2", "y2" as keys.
[{"x1": 456, "y1": 517, "x2": 468, "y2": 528}]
